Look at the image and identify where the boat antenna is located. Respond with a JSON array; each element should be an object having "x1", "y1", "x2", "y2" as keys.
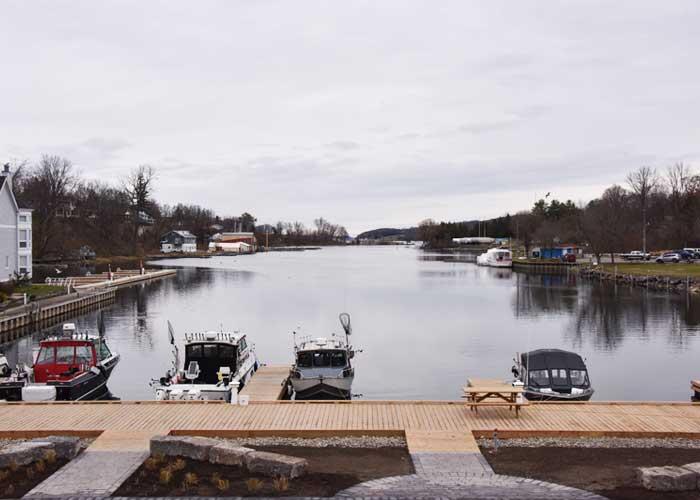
[
  {"x1": 97, "y1": 310, "x2": 106, "y2": 338},
  {"x1": 339, "y1": 313, "x2": 351, "y2": 344}
]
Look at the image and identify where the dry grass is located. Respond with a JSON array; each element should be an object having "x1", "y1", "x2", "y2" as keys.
[
  {"x1": 144, "y1": 457, "x2": 160, "y2": 471},
  {"x1": 599, "y1": 262, "x2": 700, "y2": 278},
  {"x1": 8, "y1": 461, "x2": 18, "y2": 473},
  {"x1": 34, "y1": 459, "x2": 46, "y2": 473},
  {"x1": 43, "y1": 449, "x2": 57, "y2": 465},
  {"x1": 170, "y1": 458, "x2": 186, "y2": 472},
  {"x1": 272, "y1": 476, "x2": 290, "y2": 492},
  {"x1": 215, "y1": 478, "x2": 230, "y2": 492},
  {"x1": 159, "y1": 468, "x2": 173, "y2": 485},
  {"x1": 245, "y1": 477, "x2": 264, "y2": 493},
  {"x1": 182, "y1": 472, "x2": 198, "y2": 489},
  {"x1": 0, "y1": 469, "x2": 9, "y2": 482}
]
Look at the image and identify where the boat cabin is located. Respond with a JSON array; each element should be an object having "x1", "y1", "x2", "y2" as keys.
[
  {"x1": 521, "y1": 349, "x2": 590, "y2": 393},
  {"x1": 182, "y1": 332, "x2": 249, "y2": 384},
  {"x1": 33, "y1": 338, "x2": 110, "y2": 383}
]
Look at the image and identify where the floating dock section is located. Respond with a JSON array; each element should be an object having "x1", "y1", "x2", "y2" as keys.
[
  {"x1": 239, "y1": 365, "x2": 291, "y2": 402},
  {"x1": 46, "y1": 269, "x2": 177, "y2": 291}
]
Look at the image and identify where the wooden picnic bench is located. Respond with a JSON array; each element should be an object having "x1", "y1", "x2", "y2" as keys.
[{"x1": 462, "y1": 378, "x2": 528, "y2": 417}]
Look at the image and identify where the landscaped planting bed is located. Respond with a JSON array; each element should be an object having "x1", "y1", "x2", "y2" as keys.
[
  {"x1": 115, "y1": 435, "x2": 413, "y2": 497},
  {"x1": 0, "y1": 436, "x2": 89, "y2": 498}
]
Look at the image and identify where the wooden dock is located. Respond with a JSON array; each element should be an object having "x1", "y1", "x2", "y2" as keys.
[
  {"x1": 0, "y1": 401, "x2": 699, "y2": 450},
  {"x1": 239, "y1": 365, "x2": 290, "y2": 402},
  {"x1": 0, "y1": 289, "x2": 116, "y2": 337},
  {"x1": 45, "y1": 269, "x2": 177, "y2": 291}
]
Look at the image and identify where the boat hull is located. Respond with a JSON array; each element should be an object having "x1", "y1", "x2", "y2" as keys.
[
  {"x1": 524, "y1": 389, "x2": 594, "y2": 402},
  {"x1": 291, "y1": 376, "x2": 353, "y2": 400}
]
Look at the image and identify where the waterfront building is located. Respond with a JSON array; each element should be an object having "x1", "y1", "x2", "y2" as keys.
[
  {"x1": 160, "y1": 230, "x2": 197, "y2": 253},
  {"x1": 209, "y1": 232, "x2": 257, "y2": 253},
  {"x1": 0, "y1": 164, "x2": 32, "y2": 282}
]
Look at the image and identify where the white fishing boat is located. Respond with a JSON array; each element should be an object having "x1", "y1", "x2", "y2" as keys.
[
  {"x1": 151, "y1": 322, "x2": 257, "y2": 402},
  {"x1": 288, "y1": 313, "x2": 356, "y2": 400},
  {"x1": 476, "y1": 248, "x2": 512, "y2": 268}
]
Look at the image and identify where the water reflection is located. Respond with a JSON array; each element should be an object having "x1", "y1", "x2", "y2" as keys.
[{"x1": 2, "y1": 247, "x2": 699, "y2": 401}]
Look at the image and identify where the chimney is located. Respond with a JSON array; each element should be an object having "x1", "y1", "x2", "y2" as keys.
[{"x1": 0, "y1": 164, "x2": 11, "y2": 189}]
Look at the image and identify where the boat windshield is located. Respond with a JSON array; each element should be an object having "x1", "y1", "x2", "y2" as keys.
[
  {"x1": 551, "y1": 368, "x2": 568, "y2": 386},
  {"x1": 529, "y1": 369, "x2": 549, "y2": 387},
  {"x1": 184, "y1": 343, "x2": 237, "y2": 384},
  {"x1": 297, "y1": 350, "x2": 347, "y2": 368},
  {"x1": 97, "y1": 341, "x2": 112, "y2": 361},
  {"x1": 570, "y1": 369, "x2": 589, "y2": 387}
]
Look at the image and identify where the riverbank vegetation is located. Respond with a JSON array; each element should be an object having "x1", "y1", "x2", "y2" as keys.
[
  {"x1": 420, "y1": 164, "x2": 700, "y2": 262},
  {"x1": 8, "y1": 156, "x2": 349, "y2": 260},
  {"x1": 598, "y1": 263, "x2": 700, "y2": 278}
]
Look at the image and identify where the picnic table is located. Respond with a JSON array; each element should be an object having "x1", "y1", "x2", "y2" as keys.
[{"x1": 462, "y1": 378, "x2": 528, "y2": 417}]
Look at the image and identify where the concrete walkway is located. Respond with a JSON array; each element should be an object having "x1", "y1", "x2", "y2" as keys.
[{"x1": 25, "y1": 430, "x2": 163, "y2": 498}]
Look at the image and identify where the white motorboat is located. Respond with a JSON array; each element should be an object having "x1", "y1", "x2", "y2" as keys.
[
  {"x1": 476, "y1": 248, "x2": 512, "y2": 268},
  {"x1": 152, "y1": 322, "x2": 257, "y2": 402},
  {"x1": 288, "y1": 313, "x2": 356, "y2": 400}
]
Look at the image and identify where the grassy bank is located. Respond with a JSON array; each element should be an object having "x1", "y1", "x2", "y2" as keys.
[{"x1": 599, "y1": 262, "x2": 700, "y2": 278}]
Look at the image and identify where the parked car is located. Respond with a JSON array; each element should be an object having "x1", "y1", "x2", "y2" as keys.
[
  {"x1": 673, "y1": 249, "x2": 695, "y2": 261},
  {"x1": 621, "y1": 251, "x2": 651, "y2": 261},
  {"x1": 561, "y1": 253, "x2": 576, "y2": 263},
  {"x1": 683, "y1": 248, "x2": 700, "y2": 259},
  {"x1": 656, "y1": 252, "x2": 681, "y2": 264}
]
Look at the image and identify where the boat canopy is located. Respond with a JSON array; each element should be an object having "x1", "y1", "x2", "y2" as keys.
[{"x1": 521, "y1": 349, "x2": 587, "y2": 371}]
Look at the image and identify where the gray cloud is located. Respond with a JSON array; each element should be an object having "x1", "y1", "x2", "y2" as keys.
[{"x1": 1, "y1": 1, "x2": 699, "y2": 233}]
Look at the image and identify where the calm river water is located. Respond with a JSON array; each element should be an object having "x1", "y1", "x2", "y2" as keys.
[{"x1": 3, "y1": 246, "x2": 700, "y2": 401}]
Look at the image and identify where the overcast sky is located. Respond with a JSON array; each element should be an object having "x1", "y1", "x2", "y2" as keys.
[{"x1": 1, "y1": 1, "x2": 699, "y2": 234}]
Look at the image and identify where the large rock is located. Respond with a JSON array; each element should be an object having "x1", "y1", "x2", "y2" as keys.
[
  {"x1": 245, "y1": 450, "x2": 308, "y2": 478},
  {"x1": 0, "y1": 441, "x2": 55, "y2": 468},
  {"x1": 150, "y1": 435, "x2": 220, "y2": 461},
  {"x1": 35, "y1": 436, "x2": 81, "y2": 460},
  {"x1": 681, "y1": 462, "x2": 700, "y2": 488},
  {"x1": 209, "y1": 442, "x2": 254, "y2": 466},
  {"x1": 636, "y1": 466, "x2": 697, "y2": 491}
]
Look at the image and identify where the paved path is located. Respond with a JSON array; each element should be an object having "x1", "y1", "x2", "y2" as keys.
[{"x1": 25, "y1": 430, "x2": 162, "y2": 498}]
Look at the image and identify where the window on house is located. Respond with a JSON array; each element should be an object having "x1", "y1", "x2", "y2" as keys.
[
  {"x1": 19, "y1": 256, "x2": 28, "y2": 274},
  {"x1": 4, "y1": 256, "x2": 8, "y2": 269},
  {"x1": 19, "y1": 230, "x2": 28, "y2": 248},
  {"x1": 19, "y1": 215, "x2": 28, "y2": 223}
]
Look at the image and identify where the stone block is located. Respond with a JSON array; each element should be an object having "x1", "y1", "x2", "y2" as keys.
[
  {"x1": 35, "y1": 436, "x2": 81, "y2": 460},
  {"x1": 0, "y1": 441, "x2": 55, "y2": 468},
  {"x1": 245, "y1": 450, "x2": 308, "y2": 478},
  {"x1": 150, "y1": 435, "x2": 220, "y2": 461},
  {"x1": 636, "y1": 466, "x2": 697, "y2": 491},
  {"x1": 681, "y1": 462, "x2": 700, "y2": 488},
  {"x1": 209, "y1": 442, "x2": 254, "y2": 466}
]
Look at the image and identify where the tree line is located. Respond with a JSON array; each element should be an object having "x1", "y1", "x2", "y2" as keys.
[
  {"x1": 8, "y1": 155, "x2": 348, "y2": 260},
  {"x1": 419, "y1": 164, "x2": 700, "y2": 262}
]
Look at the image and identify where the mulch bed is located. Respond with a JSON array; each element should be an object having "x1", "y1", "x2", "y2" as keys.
[
  {"x1": 482, "y1": 446, "x2": 700, "y2": 500},
  {"x1": 115, "y1": 445, "x2": 413, "y2": 497},
  {"x1": 0, "y1": 458, "x2": 70, "y2": 499}
]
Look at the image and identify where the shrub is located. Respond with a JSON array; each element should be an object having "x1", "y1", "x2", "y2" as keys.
[
  {"x1": 272, "y1": 476, "x2": 289, "y2": 492},
  {"x1": 43, "y1": 449, "x2": 57, "y2": 464},
  {"x1": 215, "y1": 478, "x2": 230, "y2": 492},
  {"x1": 159, "y1": 468, "x2": 173, "y2": 485},
  {"x1": 171, "y1": 458, "x2": 186, "y2": 472},
  {"x1": 182, "y1": 472, "x2": 198, "y2": 489},
  {"x1": 144, "y1": 457, "x2": 159, "y2": 471},
  {"x1": 209, "y1": 472, "x2": 221, "y2": 485},
  {"x1": 34, "y1": 459, "x2": 46, "y2": 473},
  {"x1": 246, "y1": 478, "x2": 263, "y2": 493},
  {"x1": 152, "y1": 452, "x2": 166, "y2": 464},
  {"x1": 8, "y1": 461, "x2": 18, "y2": 473},
  {"x1": 4, "y1": 484, "x2": 14, "y2": 497},
  {"x1": 25, "y1": 467, "x2": 35, "y2": 480}
]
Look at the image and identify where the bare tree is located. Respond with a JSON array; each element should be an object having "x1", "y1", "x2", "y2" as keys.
[
  {"x1": 123, "y1": 165, "x2": 156, "y2": 252},
  {"x1": 665, "y1": 163, "x2": 700, "y2": 246},
  {"x1": 626, "y1": 166, "x2": 658, "y2": 253},
  {"x1": 22, "y1": 155, "x2": 76, "y2": 258}
]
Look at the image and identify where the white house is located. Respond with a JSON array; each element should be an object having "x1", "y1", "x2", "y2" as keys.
[
  {"x1": 160, "y1": 230, "x2": 197, "y2": 253},
  {"x1": 0, "y1": 164, "x2": 32, "y2": 282}
]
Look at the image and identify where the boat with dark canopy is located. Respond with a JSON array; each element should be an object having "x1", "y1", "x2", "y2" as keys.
[{"x1": 512, "y1": 349, "x2": 594, "y2": 401}]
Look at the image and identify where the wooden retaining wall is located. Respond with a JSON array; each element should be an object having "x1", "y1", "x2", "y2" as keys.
[
  {"x1": 513, "y1": 261, "x2": 580, "y2": 274},
  {"x1": 0, "y1": 289, "x2": 115, "y2": 338}
]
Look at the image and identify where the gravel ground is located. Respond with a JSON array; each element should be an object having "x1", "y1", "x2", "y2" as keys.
[
  {"x1": 217, "y1": 435, "x2": 407, "y2": 448},
  {"x1": 479, "y1": 436, "x2": 700, "y2": 449}
]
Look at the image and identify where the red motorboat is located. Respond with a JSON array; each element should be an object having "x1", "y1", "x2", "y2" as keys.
[{"x1": 0, "y1": 322, "x2": 120, "y2": 402}]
